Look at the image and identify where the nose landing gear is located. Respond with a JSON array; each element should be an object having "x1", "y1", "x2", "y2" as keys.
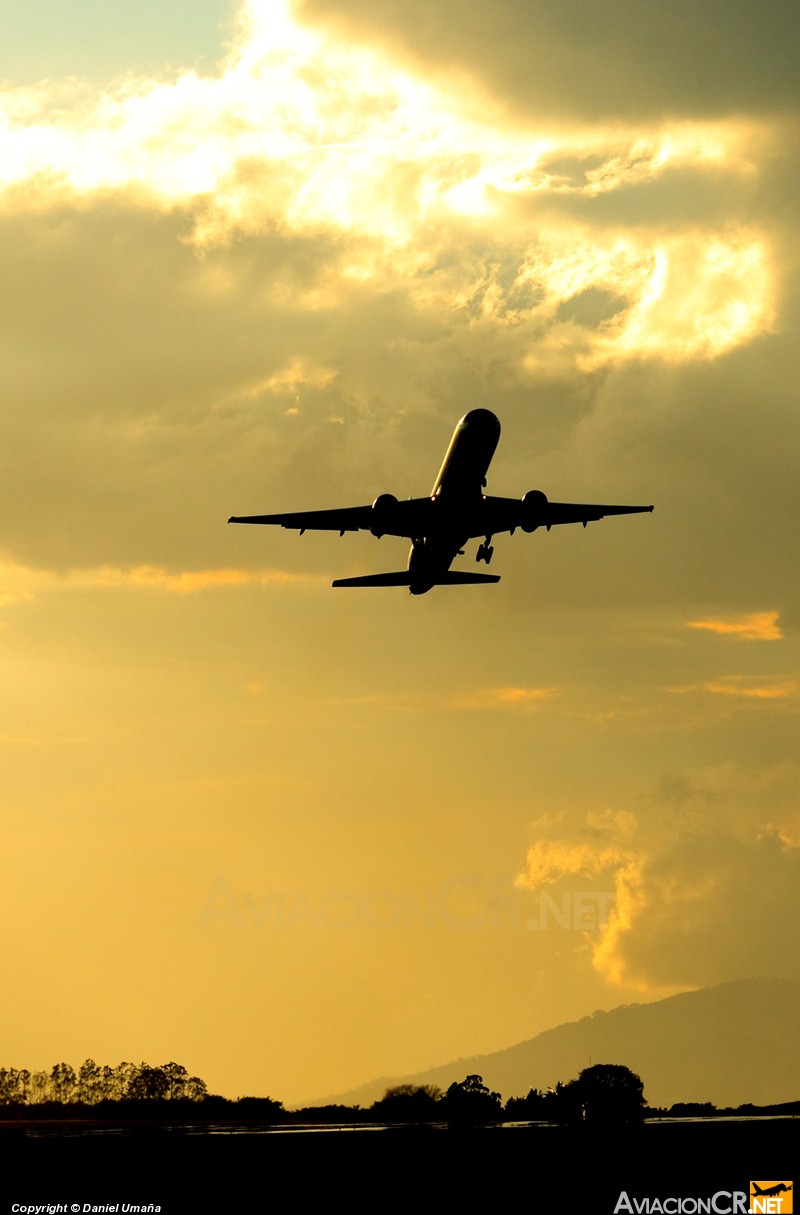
[{"x1": 476, "y1": 537, "x2": 494, "y2": 565}]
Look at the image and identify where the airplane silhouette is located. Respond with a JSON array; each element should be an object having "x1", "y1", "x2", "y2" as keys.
[
  {"x1": 752, "y1": 1183, "x2": 793, "y2": 1197},
  {"x1": 229, "y1": 408, "x2": 653, "y2": 594}
]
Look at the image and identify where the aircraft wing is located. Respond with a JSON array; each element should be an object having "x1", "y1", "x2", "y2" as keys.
[
  {"x1": 536, "y1": 500, "x2": 654, "y2": 527},
  {"x1": 479, "y1": 496, "x2": 654, "y2": 536},
  {"x1": 229, "y1": 505, "x2": 373, "y2": 533},
  {"x1": 228, "y1": 497, "x2": 435, "y2": 538}
]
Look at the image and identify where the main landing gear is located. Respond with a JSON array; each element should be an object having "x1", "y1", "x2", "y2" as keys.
[{"x1": 476, "y1": 536, "x2": 494, "y2": 565}]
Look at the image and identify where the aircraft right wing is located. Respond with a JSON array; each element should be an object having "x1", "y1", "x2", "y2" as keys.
[
  {"x1": 480, "y1": 495, "x2": 653, "y2": 536},
  {"x1": 536, "y1": 500, "x2": 654, "y2": 527}
]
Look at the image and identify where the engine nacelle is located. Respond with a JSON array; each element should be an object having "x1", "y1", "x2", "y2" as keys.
[
  {"x1": 520, "y1": 489, "x2": 548, "y2": 532},
  {"x1": 370, "y1": 493, "x2": 400, "y2": 538}
]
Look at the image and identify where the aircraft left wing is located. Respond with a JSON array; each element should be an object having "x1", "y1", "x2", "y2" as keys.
[
  {"x1": 229, "y1": 496, "x2": 440, "y2": 538},
  {"x1": 229, "y1": 506, "x2": 373, "y2": 533},
  {"x1": 478, "y1": 495, "x2": 653, "y2": 536}
]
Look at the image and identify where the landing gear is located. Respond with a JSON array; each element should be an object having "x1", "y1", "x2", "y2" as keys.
[{"x1": 476, "y1": 537, "x2": 494, "y2": 565}]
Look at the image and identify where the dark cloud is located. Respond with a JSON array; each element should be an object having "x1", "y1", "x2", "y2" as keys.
[
  {"x1": 0, "y1": 202, "x2": 419, "y2": 569},
  {"x1": 302, "y1": 0, "x2": 800, "y2": 123},
  {"x1": 2, "y1": 175, "x2": 797, "y2": 620},
  {"x1": 624, "y1": 829, "x2": 800, "y2": 986}
]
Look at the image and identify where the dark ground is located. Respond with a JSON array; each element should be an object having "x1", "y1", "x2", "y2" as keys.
[{"x1": 2, "y1": 1119, "x2": 796, "y2": 1212}]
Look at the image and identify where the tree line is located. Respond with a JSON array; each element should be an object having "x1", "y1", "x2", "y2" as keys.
[
  {"x1": 0, "y1": 1060, "x2": 207, "y2": 1105},
  {"x1": 372, "y1": 1064, "x2": 646, "y2": 1125},
  {"x1": 3, "y1": 1060, "x2": 786, "y2": 1125},
  {"x1": 0, "y1": 1059, "x2": 646, "y2": 1126}
]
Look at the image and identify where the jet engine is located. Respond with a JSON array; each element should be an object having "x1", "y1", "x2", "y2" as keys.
[
  {"x1": 520, "y1": 489, "x2": 548, "y2": 532},
  {"x1": 370, "y1": 493, "x2": 399, "y2": 538}
]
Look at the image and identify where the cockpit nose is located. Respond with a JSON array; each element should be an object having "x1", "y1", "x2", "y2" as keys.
[{"x1": 460, "y1": 408, "x2": 501, "y2": 432}]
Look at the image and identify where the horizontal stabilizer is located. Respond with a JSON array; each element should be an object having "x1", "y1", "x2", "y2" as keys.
[
  {"x1": 332, "y1": 570, "x2": 501, "y2": 588},
  {"x1": 433, "y1": 571, "x2": 501, "y2": 585}
]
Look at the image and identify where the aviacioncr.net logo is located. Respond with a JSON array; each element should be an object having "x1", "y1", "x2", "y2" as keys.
[
  {"x1": 614, "y1": 1194, "x2": 748, "y2": 1213},
  {"x1": 749, "y1": 1182, "x2": 793, "y2": 1214}
]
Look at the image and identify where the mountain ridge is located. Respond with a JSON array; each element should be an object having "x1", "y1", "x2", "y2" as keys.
[{"x1": 317, "y1": 977, "x2": 800, "y2": 1109}]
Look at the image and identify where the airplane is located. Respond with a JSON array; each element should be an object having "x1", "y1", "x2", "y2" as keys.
[
  {"x1": 752, "y1": 1184, "x2": 792, "y2": 1197},
  {"x1": 228, "y1": 408, "x2": 653, "y2": 594}
]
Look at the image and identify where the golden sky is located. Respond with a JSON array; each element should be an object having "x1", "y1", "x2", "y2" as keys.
[{"x1": 1, "y1": 0, "x2": 799, "y2": 1103}]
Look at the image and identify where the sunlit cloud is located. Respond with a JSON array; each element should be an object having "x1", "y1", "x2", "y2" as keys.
[
  {"x1": 591, "y1": 858, "x2": 648, "y2": 988},
  {"x1": 218, "y1": 358, "x2": 338, "y2": 412},
  {"x1": 687, "y1": 610, "x2": 783, "y2": 640},
  {"x1": 0, "y1": 559, "x2": 39, "y2": 608},
  {"x1": 332, "y1": 686, "x2": 559, "y2": 713},
  {"x1": 517, "y1": 838, "x2": 630, "y2": 885},
  {"x1": 515, "y1": 834, "x2": 649, "y2": 989},
  {"x1": 517, "y1": 763, "x2": 800, "y2": 993},
  {"x1": 0, "y1": 0, "x2": 776, "y2": 370},
  {"x1": 87, "y1": 565, "x2": 304, "y2": 593},
  {"x1": 452, "y1": 686, "x2": 559, "y2": 711},
  {"x1": 704, "y1": 678, "x2": 799, "y2": 700},
  {"x1": 669, "y1": 676, "x2": 800, "y2": 700},
  {"x1": 580, "y1": 232, "x2": 772, "y2": 367},
  {"x1": 0, "y1": 558, "x2": 306, "y2": 604}
]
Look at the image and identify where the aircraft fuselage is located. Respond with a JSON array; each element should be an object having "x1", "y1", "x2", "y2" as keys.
[{"x1": 406, "y1": 408, "x2": 501, "y2": 594}]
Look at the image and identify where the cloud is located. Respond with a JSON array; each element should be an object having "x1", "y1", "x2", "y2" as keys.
[
  {"x1": 0, "y1": 1, "x2": 776, "y2": 375},
  {"x1": 85, "y1": 564, "x2": 304, "y2": 593},
  {"x1": 622, "y1": 827, "x2": 800, "y2": 987},
  {"x1": 451, "y1": 686, "x2": 559, "y2": 710},
  {"x1": 0, "y1": 0, "x2": 795, "y2": 601},
  {"x1": 332, "y1": 685, "x2": 559, "y2": 713},
  {"x1": 0, "y1": 557, "x2": 305, "y2": 605},
  {"x1": 517, "y1": 764, "x2": 800, "y2": 990},
  {"x1": 669, "y1": 677, "x2": 800, "y2": 701},
  {"x1": 0, "y1": 558, "x2": 40, "y2": 608},
  {"x1": 0, "y1": 0, "x2": 788, "y2": 602},
  {"x1": 301, "y1": 0, "x2": 800, "y2": 124},
  {"x1": 687, "y1": 610, "x2": 783, "y2": 640},
  {"x1": 515, "y1": 832, "x2": 648, "y2": 989},
  {"x1": 703, "y1": 678, "x2": 799, "y2": 700}
]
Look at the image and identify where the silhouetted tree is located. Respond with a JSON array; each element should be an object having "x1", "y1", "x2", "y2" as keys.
[
  {"x1": 235, "y1": 1096, "x2": 285, "y2": 1121},
  {"x1": 182, "y1": 1075, "x2": 208, "y2": 1102},
  {"x1": 78, "y1": 1058, "x2": 102, "y2": 1105},
  {"x1": 371, "y1": 1084, "x2": 442, "y2": 1122},
  {"x1": 162, "y1": 1062, "x2": 190, "y2": 1100},
  {"x1": 29, "y1": 1071, "x2": 50, "y2": 1104},
  {"x1": 50, "y1": 1062, "x2": 77, "y2": 1103},
  {"x1": 128, "y1": 1065, "x2": 170, "y2": 1101},
  {"x1": 112, "y1": 1061, "x2": 138, "y2": 1101},
  {"x1": 441, "y1": 1075, "x2": 502, "y2": 1124},
  {"x1": 505, "y1": 1088, "x2": 549, "y2": 1120},
  {"x1": 13, "y1": 1069, "x2": 31, "y2": 1104},
  {"x1": 570, "y1": 1064, "x2": 645, "y2": 1124},
  {"x1": 544, "y1": 1079, "x2": 584, "y2": 1125}
]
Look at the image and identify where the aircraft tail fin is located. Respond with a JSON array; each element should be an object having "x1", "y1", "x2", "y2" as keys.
[{"x1": 332, "y1": 570, "x2": 500, "y2": 588}]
